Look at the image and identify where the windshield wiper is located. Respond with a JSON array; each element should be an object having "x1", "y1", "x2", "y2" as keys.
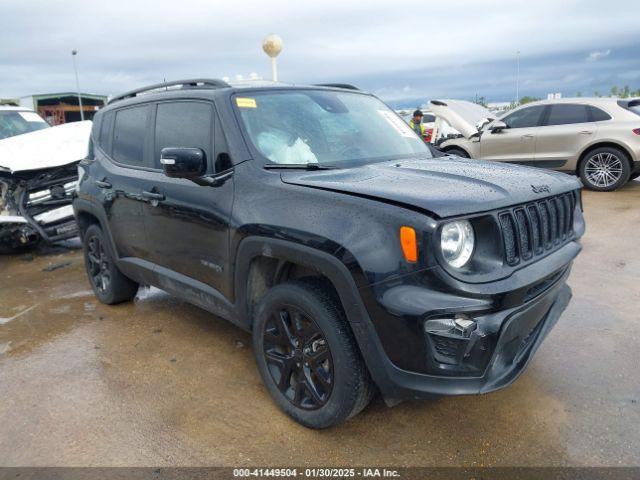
[{"x1": 264, "y1": 163, "x2": 335, "y2": 170}]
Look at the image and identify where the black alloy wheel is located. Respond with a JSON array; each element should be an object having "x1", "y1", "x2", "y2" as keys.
[
  {"x1": 82, "y1": 224, "x2": 139, "y2": 305},
  {"x1": 252, "y1": 280, "x2": 374, "y2": 428},
  {"x1": 262, "y1": 305, "x2": 333, "y2": 410},
  {"x1": 86, "y1": 234, "x2": 111, "y2": 294}
]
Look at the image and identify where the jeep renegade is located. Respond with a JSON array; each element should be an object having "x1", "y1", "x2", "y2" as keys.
[{"x1": 74, "y1": 79, "x2": 585, "y2": 428}]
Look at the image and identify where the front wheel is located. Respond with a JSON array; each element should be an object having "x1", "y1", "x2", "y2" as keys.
[
  {"x1": 579, "y1": 147, "x2": 630, "y2": 191},
  {"x1": 252, "y1": 280, "x2": 374, "y2": 428},
  {"x1": 83, "y1": 224, "x2": 139, "y2": 304}
]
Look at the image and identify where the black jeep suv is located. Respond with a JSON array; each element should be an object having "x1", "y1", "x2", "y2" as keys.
[{"x1": 74, "y1": 79, "x2": 585, "y2": 428}]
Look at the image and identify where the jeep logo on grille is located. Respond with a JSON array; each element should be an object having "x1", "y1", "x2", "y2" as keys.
[{"x1": 531, "y1": 184, "x2": 551, "y2": 194}]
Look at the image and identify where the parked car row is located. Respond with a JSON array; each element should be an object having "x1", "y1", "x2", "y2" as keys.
[{"x1": 72, "y1": 79, "x2": 584, "y2": 428}]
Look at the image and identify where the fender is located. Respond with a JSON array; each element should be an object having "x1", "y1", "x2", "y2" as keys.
[
  {"x1": 73, "y1": 197, "x2": 155, "y2": 285},
  {"x1": 73, "y1": 197, "x2": 118, "y2": 256},
  {"x1": 233, "y1": 235, "x2": 426, "y2": 403},
  {"x1": 577, "y1": 140, "x2": 636, "y2": 168},
  {"x1": 233, "y1": 236, "x2": 370, "y2": 330}
]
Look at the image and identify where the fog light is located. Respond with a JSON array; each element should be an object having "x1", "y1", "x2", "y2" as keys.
[
  {"x1": 424, "y1": 315, "x2": 477, "y2": 365},
  {"x1": 425, "y1": 314, "x2": 476, "y2": 338}
]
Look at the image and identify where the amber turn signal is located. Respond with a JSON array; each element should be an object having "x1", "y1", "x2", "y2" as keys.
[{"x1": 400, "y1": 226, "x2": 418, "y2": 263}]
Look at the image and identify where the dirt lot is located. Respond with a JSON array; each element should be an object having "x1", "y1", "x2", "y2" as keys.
[{"x1": 1, "y1": 182, "x2": 639, "y2": 467}]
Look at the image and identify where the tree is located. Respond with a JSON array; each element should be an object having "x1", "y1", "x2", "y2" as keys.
[
  {"x1": 474, "y1": 96, "x2": 487, "y2": 107},
  {"x1": 576, "y1": 91, "x2": 582, "y2": 97},
  {"x1": 519, "y1": 96, "x2": 541, "y2": 104},
  {"x1": 611, "y1": 86, "x2": 619, "y2": 97},
  {"x1": 622, "y1": 85, "x2": 630, "y2": 98}
]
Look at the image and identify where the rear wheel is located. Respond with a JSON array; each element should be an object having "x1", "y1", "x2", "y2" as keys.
[
  {"x1": 445, "y1": 147, "x2": 469, "y2": 158},
  {"x1": 83, "y1": 224, "x2": 138, "y2": 304},
  {"x1": 579, "y1": 147, "x2": 630, "y2": 191},
  {"x1": 252, "y1": 280, "x2": 373, "y2": 428}
]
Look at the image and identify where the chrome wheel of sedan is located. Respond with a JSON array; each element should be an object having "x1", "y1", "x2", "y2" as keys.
[{"x1": 584, "y1": 152, "x2": 623, "y2": 188}]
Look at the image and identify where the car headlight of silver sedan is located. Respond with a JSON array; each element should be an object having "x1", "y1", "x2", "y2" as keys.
[{"x1": 440, "y1": 220, "x2": 475, "y2": 268}]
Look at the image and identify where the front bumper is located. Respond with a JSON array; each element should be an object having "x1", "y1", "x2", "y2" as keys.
[
  {"x1": 351, "y1": 266, "x2": 572, "y2": 402},
  {"x1": 0, "y1": 205, "x2": 77, "y2": 249}
]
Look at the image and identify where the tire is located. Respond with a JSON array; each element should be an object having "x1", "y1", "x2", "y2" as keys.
[
  {"x1": 445, "y1": 147, "x2": 469, "y2": 158},
  {"x1": 579, "y1": 147, "x2": 630, "y2": 191},
  {"x1": 83, "y1": 224, "x2": 139, "y2": 304},
  {"x1": 252, "y1": 280, "x2": 374, "y2": 428}
]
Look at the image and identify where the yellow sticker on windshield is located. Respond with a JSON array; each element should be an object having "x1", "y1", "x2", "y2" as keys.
[{"x1": 236, "y1": 97, "x2": 257, "y2": 108}]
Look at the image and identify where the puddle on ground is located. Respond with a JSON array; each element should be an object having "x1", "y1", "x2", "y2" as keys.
[
  {"x1": 0, "y1": 304, "x2": 39, "y2": 326},
  {"x1": 49, "y1": 305, "x2": 72, "y2": 315},
  {"x1": 59, "y1": 290, "x2": 94, "y2": 300}
]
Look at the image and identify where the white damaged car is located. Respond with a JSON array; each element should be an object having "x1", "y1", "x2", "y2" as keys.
[{"x1": 0, "y1": 106, "x2": 91, "y2": 252}]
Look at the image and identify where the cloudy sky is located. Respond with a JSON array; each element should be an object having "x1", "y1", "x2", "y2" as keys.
[{"x1": 1, "y1": 0, "x2": 638, "y2": 106}]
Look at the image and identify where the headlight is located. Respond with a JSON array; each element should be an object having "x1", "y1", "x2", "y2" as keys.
[{"x1": 440, "y1": 220, "x2": 475, "y2": 268}]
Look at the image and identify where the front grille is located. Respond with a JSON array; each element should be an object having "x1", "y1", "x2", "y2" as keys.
[{"x1": 499, "y1": 193, "x2": 575, "y2": 266}]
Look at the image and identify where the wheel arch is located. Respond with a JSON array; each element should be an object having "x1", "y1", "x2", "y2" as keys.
[
  {"x1": 441, "y1": 144, "x2": 471, "y2": 157},
  {"x1": 577, "y1": 141, "x2": 634, "y2": 174},
  {"x1": 74, "y1": 210, "x2": 101, "y2": 239},
  {"x1": 73, "y1": 198, "x2": 120, "y2": 258},
  {"x1": 233, "y1": 236, "x2": 368, "y2": 332}
]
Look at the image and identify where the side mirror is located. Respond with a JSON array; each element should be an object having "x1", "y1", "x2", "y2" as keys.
[
  {"x1": 160, "y1": 147, "x2": 206, "y2": 179},
  {"x1": 490, "y1": 121, "x2": 508, "y2": 133}
]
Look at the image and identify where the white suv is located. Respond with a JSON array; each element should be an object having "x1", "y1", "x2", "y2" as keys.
[{"x1": 431, "y1": 98, "x2": 640, "y2": 191}]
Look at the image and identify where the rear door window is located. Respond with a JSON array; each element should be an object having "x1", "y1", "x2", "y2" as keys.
[
  {"x1": 588, "y1": 106, "x2": 612, "y2": 121},
  {"x1": 153, "y1": 101, "x2": 213, "y2": 170},
  {"x1": 544, "y1": 104, "x2": 589, "y2": 126},
  {"x1": 112, "y1": 105, "x2": 150, "y2": 166},
  {"x1": 502, "y1": 105, "x2": 546, "y2": 128}
]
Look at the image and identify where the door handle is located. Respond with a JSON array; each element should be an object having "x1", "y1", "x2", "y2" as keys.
[
  {"x1": 579, "y1": 131, "x2": 593, "y2": 135},
  {"x1": 95, "y1": 179, "x2": 112, "y2": 189},
  {"x1": 141, "y1": 190, "x2": 165, "y2": 201},
  {"x1": 521, "y1": 134, "x2": 534, "y2": 139}
]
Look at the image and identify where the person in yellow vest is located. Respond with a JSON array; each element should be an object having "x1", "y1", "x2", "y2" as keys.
[{"x1": 409, "y1": 109, "x2": 426, "y2": 139}]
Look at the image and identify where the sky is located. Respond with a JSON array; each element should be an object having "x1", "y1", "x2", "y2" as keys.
[{"x1": 1, "y1": 0, "x2": 639, "y2": 107}]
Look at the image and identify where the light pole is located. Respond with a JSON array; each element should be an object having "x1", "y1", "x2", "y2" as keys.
[
  {"x1": 262, "y1": 34, "x2": 283, "y2": 82},
  {"x1": 515, "y1": 50, "x2": 520, "y2": 105},
  {"x1": 71, "y1": 50, "x2": 84, "y2": 121}
]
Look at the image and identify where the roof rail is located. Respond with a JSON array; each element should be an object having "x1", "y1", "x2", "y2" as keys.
[
  {"x1": 314, "y1": 83, "x2": 360, "y2": 91},
  {"x1": 108, "y1": 78, "x2": 230, "y2": 104}
]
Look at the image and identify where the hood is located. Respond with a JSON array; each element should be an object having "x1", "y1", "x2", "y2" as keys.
[
  {"x1": 0, "y1": 120, "x2": 92, "y2": 173},
  {"x1": 429, "y1": 100, "x2": 495, "y2": 138},
  {"x1": 281, "y1": 157, "x2": 581, "y2": 218}
]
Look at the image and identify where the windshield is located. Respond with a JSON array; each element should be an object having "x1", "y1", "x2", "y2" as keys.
[
  {"x1": 235, "y1": 90, "x2": 431, "y2": 166},
  {"x1": 0, "y1": 110, "x2": 49, "y2": 140}
]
